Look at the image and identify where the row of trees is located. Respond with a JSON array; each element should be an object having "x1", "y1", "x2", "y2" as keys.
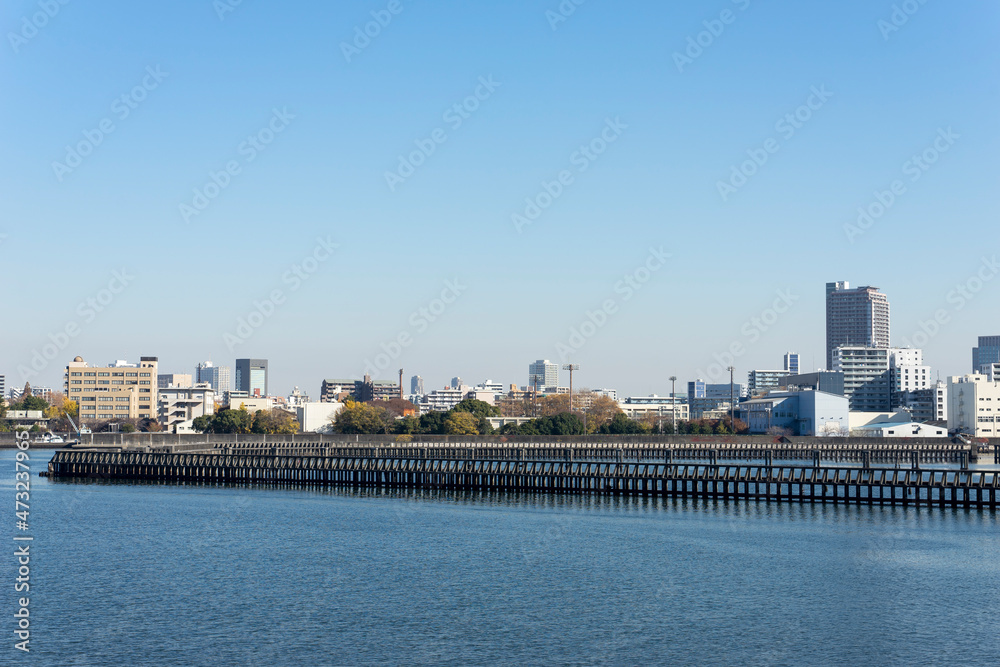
[
  {"x1": 192, "y1": 406, "x2": 299, "y2": 434},
  {"x1": 329, "y1": 394, "x2": 751, "y2": 436},
  {"x1": 331, "y1": 398, "x2": 498, "y2": 435},
  {"x1": 0, "y1": 390, "x2": 84, "y2": 433}
]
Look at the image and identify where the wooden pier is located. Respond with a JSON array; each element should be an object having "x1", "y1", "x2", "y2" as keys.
[{"x1": 45, "y1": 449, "x2": 1000, "y2": 509}]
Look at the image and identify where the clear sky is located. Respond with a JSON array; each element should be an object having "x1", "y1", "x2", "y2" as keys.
[{"x1": 2, "y1": 0, "x2": 998, "y2": 397}]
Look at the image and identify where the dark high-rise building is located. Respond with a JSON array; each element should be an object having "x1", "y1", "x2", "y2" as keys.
[
  {"x1": 973, "y1": 335, "x2": 1000, "y2": 372},
  {"x1": 411, "y1": 375, "x2": 424, "y2": 395},
  {"x1": 825, "y1": 282, "x2": 890, "y2": 370},
  {"x1": 235, "y1": 358, "x2": 268, "y2": 397}
]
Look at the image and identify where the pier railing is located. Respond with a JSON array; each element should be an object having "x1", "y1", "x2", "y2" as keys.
[
  {"x1": 44, "y1": 449, "x2": 1000, "y2": 509},
  {"x1": 103, "y1": 440, "x2": 994, "y2": 467}
]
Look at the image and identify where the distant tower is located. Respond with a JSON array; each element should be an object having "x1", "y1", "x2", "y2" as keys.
[
  {"x1": 235, "y1": 358, "x2": 268, "y2": 397},
  {"x1": 528, "y1": 359, "x2": 558, "y2": 390},
  {"x1": 410, "y1": 375, "x2": 424, "y2": 395},
  {"x1": 973, "y1": 335, "x2": 1000, "y2": 372},
  {"x1": 451, "y1": 376, "x2": 463, "y2": 389},
  {"x1": 783, "y1": 352, "x2": 800, "y2": 375},
  {"x1": 826, "y1": 282, "x2": 890, "y2": 370}
]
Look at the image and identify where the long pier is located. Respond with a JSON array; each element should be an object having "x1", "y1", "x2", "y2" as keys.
[{"x1": 45, "y1": 449, "x2": 1000, "y2": 509}]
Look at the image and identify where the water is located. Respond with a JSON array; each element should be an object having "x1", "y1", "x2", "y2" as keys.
[{"x1": 4, "y1": 449, "x2": 1000, "y2": 666}]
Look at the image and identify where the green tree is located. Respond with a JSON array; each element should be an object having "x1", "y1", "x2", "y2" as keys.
[
  {"x1": 192, "y1": 415, "x2": 213, "y2": 432},
  {"x1": 598, "y1": 413, "x2": 645, "y2": 435},
  {"x1": 203, "y1": 407, "x2": 253, "y2": 434},
  {"x1": 418, "y1": 411, "x2": 447, "y2": 435},
  {"x1": 451, "y1": 399, "x2": 500, "y2": 419},
  {"x1": 16, "y1": 396, "x2": 49, "y2": 412},
  {"x1": 394, "y1": 415, "x2": 420, "y2": 435}
]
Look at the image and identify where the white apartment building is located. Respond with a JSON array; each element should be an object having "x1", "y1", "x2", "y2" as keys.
[
  {"x1": 418, "y1": 387, "x2": 469, "y2": 412},
  {"x1": 948, "y1": 373, "x2": 1000, "y2": 437},
  {"x1": 158, "y1": 384, "x2": 215, "y2": 433},
  {"x1": 889, "y1": 348, "x2": 931, "y2": 392},
  {"x1": 592, "y1": 388, "x2": 618, "y2": 401},
  {"x1": 619, "y1": 395, "x2": 689, "y2": 422}
]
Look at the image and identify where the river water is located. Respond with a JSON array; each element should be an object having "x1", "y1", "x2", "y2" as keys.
[{"x1": 3, "y1": 449, "x2": 1000, "y2": 665}]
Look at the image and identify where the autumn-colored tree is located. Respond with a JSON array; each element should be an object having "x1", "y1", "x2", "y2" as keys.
[
  {"x1": 44, "y1": 392, "x2": 78, "y2": 421},
  {"x1": 331, "y1": 400, "x2": 393, "y2": 434},
  {"x1": 537, "y1": 394, "x2": 570, "y2": 417},
  {"x1": 252, "y1": 409, "x2": 299, "y2": 434},
  {"x1": 585, "y1": 396, "x2": 622, "y2": 433},
  {"x1": 443, "y1": 411, "x2": 479, "y2": 435}
]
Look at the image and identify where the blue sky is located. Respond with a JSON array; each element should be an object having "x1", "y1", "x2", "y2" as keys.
[{"x1": 2, "y1": 0, "x2": 998, "y2": 397}]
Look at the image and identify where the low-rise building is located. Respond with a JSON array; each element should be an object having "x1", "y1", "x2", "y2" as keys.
[
  {"x1": 158, "y1": 384, "x2": 215, "y2": 433},
  {"x1": 225, "y1": 394, "x2": 275, "y2": 414},
  {"x1": 948, "y1": 373, "x2": 1000, "y2": 437},
  {"x1": 487, "y1": 416, "x2": 533, "y2": 430},
  {"x1": 5, "y1": 410, "x2": 48, "y2": 429},
  {"x1": 619, "y1": 396, "x2": 689, "y2": 422},
  {"x1": 297, "y1": 402, "x2": 343, "y2": 433},
  {"x1": 739, "y1": 390, "x2": 849, "y2": 436},
  {"x1": 852, "y1": 421, "x2": 947, "y2": 438}
]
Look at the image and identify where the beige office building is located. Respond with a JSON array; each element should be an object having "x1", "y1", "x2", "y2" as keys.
[{"x1": 64, "y1": 356, "x2": 158, "y2": 423}]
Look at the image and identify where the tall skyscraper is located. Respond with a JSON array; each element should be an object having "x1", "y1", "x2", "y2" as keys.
[
  {"x1": 235, "y1": 359, "x2": 268, "y2": 397},
  {"x1": 528, "y1": 359, "x2": 559, "y2": 390},
  {"x1": 450, "y1": 376, "x2": 463, "y2": 389},
  {"x1": 196, "y1": 362, "x2": 231, "y2": 395},
  {"x1": 0, "y1": 375, "x2": 5, "y2": 401},
  {"x1": 973, "y1": 335, "x2": 1000, "y2": 372},
  {"x1": 783, "y1": 352, "x2": 800, "y2": 375},
  {"x1": 826, "y1": 281, "x2": 890, "y2": 370},
  {"x1": 410, "y1": 375, "x2": 424, "y2": 395}
]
